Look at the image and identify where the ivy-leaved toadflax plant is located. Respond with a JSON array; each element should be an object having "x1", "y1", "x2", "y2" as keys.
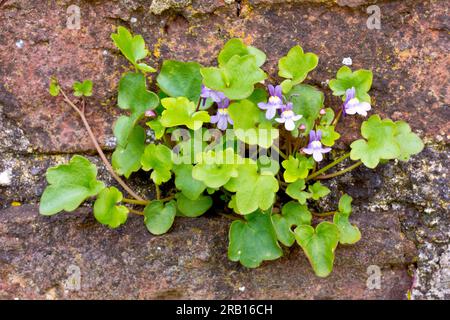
[{"x1": 40, "y1": 27, "x2": 424, "y2": 277}]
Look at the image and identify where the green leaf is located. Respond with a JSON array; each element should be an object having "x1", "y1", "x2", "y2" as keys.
[
  {"x1": 286, "y1": 84, "x2": 324, "y2": 134},
  {"x1": 320, "y1": 108, "x2": 335, "y2": 126},
  {"x1": 224, "y1": 163, "x2": 279, "y2": 215},
  {"x1": 317, "y1": 125, "x2": 340, "y2": 147},
  {"x1": 247, "y1": 87, "x2": 268, "y2": 105},
  {"x1": 144, "y1": 200, "x2": 177, "y2": 235},
  {"x1": 192, "y1": 149, "x2": 239, "y2": 189},
  {"x1": 118, "y1": 72, "x2": 159, "y2": 116},
  {"x1": 175, "y1": 193, "x2": 212, "y2": 217},
  {"x1": 294, "y1": 222, "x2": 340, "y2": 277},
  {"x1": 112, "y1": 125, "x2": 146, "y2": 178},
  {"x1": 171, "y1": 129, "x2": 208, "y2": 165},
  {"x1": 141, "y1": 144, "x2": 173, "y2": 185},
  {"x1": 201, "y1": 55, "x2": 267, "y2": 100},
  {"x1": 146, "y1": 118, "x2": 166, "y2": 139},
  {"x1": 333, "y1": 194, "x2": 361, "y2": 244},
  {"x1": 393, "y1": 121, "x2": 424, "y2": 161},
  {"x1": 157, "y1": 60, "x2": 205, "y2": 104},
  {"x1": 308, "y1": 181, "x2": 331, "y2": 200},
  {"x1": 39, "y1": 155, "x2": 105, "y2": 215},
  {"x1": 228, "y1": 100, "x2": 279, "y2": 148},
  {"x1": 285, "y1": 179, "x2": 311, "y2": 204},
  {"x1": 350, "y1": 115, "x2": 400, "y2": 168},
  {"x1": 218, "y1": 38, "x2": 266, "y2": 67},
  {"x1": 282, "y1": 155, "x2": 315, "y2": 183},
  {"x1": 113, "y1": 116, "x2": 135, "y2": 148},
  {"x1": 173, "y1": 164, "x2": 206, "y2": 200},
  {"x1": 257, "y1": 155, "x2": 280, "y2": 176},
  {"x1": 338, "y1": 193, "x2": 352, "y2": 214},
  {"x1": 49, "y1": 78, "x2": 60, "y2": 96},
  {"x1": 111, "y1": 26, "x2": 155, "y2": 72},
  {"x1": 329, "y1": 66, "x2": 373, "y2": 102},
  {"x1": 137, "y1": 63, "x2": 156, "y2": 73},
  {"x1": 93, "y1": 187, "x2": 128, "y2": 228},
  {"x1": 351, "y1": 116, "x2": 423, "y2": 168},
  {"x1": 278, "y1": 45, "x2": 318, "y2": 93},
  {"x1": 73, "y1": 80, "x2": 93, "y2": 97},
  {"x1": 272, "y1": 201, "x2": 312, "y2": 246},
  {"x1": 228, "y1": 210, "x2": 283, "y2": 268},
  {"x1": 160, "y1": 97, "x2": 210, "y2": 130}
]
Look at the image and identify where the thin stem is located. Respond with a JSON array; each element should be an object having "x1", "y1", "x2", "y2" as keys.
[
  {"x1": 332, "y1": 108, "x2": 343, "y2": 127},
  {"x1": 219, "y1": 213, "x2": 244, "y2": 221},
  {"x1": 287, "y1": 134, "x2": 292, "y2": 156},
  {"x1": 128, "y1": 208, "x2": 144, "y2": 216},
  {"x1": 60, "y1": 89, "x2": 145, "y2": 201},
  {"x1": 306, "y1": 152, "x2": 350, "y2": 181},
  {"x1": 122, "y1": 195, "x2": 174, "y2": 206},
  {"x1": 195, "y1": 96, "x2": 202, "y2": 112},
  {"x1": 272, "y1": 145, "x2": 287, "y2": 160},
  {"x1": 122, "y1": 198, "x2": 150, "y2": 205},
  {"x1": 315, "y1": 161, "x2": 362, "y2": 180},
  {"x1": 312, "y1": 211, "x2": 336, "y2": 217},
  {"x1": 155, "y1": 184, "x2": 161, "y2": 200}
]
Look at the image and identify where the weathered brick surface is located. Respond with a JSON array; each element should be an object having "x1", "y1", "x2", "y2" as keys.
[{"x1": 0, "y1": 0, "x2": 448, "y2": 299}]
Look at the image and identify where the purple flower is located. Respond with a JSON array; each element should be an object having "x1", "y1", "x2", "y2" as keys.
[
  {"x1": 258, "y1": 85, "x2": 284, "y2": 120},
  {"x1": 343, "y1": 87, "x2": 371, "y2": 116},
  {"x1": 275, "y1": 102, "x2": 302, "y2": 131},
  {"x1": 200, "y1": 85, "x2": 225, "y2": 106},
  {"x1": 303, "y1": 130, "x2": 331, "y2": 162},
  {"x1": 210, "y1": 98, "x2": 233, "y2": 131}
]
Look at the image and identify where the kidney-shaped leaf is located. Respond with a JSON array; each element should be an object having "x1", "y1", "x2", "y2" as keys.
[
  {"x1": 144, "y1": 200, "x2": 177, "y2": 235},
  {"x1": 286, "y1": 84, "x2": 324, "y2": 134},
  {"x1": 333, "y1": 194, "x2": 361, "y2": 245},
  {"x1": 218, "y1": 38, "x2": 266, "y2": 67},
  {"x1": 201, "y1": 55, "x2": 267, "y2": 100},
  {"x1": 118, "y1": 72, "x2": 159, "y2": 115},
  {"x1": 329, "y1": 66, "x2": 372, "y2": 102},
  {"x1": 272, "y1": 201, "x2": 312, "y2": 246},
  {"x1": 350, "y1": 115, "x2": 400, "y2": 168},
  {"x1": 39, "y1": 156, "x2": 105, "y2": 215},
  {"x1": 141, "y1": 144, "x2": 173, "y2": 185},
  {"x1": 175, "y1": 193, "x2": 212, "y2": 217},
  {"x1": 294, "y1": 222, "x2": 340, "y2": 277},
  {"x1": 278, "y1": 45, "x2": 318, "y2": 93},
  {"x1": 224, "y1": 163, "x2": 279, "y2": 215},
  {"x1": 93, "y1": 187, "x2": 129, "y2": 228},
  {"x1": 160, "y1": 97, "x2": 210, "y2": 130},
  {"x1": 282, "y1": 155, "x2": 315, "y2": 183},
  {"x1": 228, "y1": 210, "x2": 283, "y2": 268},
  {"x1": 111, "y1": 26, "x2": 155, "y2": 73},
  {"x1": 157, "y1": 60, "x2": 204, "y2": 103}
]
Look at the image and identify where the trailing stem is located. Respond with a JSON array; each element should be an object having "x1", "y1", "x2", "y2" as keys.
[
  {"x1": 315, "y1": 161, "x2": 362, "y2": 180},
  {"x1": 306, "y1": 152, "x2": 350, "y2": 181},
  {"x1": 311, "y1": 211, "x2": 336, "y2": 218},
  {"x1": 60, "y1": 89, "x2": 145, "y2": 201},
  {"x1": 128, "y1": 208, "x2": 144, "y2": 216}
]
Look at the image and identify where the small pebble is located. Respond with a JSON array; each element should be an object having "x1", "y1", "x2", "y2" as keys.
[
  {"x1": 0, "y1": 169, "x2": 12, "y2": 186},
  {"x1": 130, "y1": 17, "x2": 137, "y2": 23},
  {"x1": 15, "y1": 40, "x2": 24, "y2": 49},
  {"x1": 321, "y1": 79, "x2": 329, "y2": 87},
  {"x1": 30, "y1": 167, "x2": 41, "y2": 176},
  {"x1": 342, "y1": 57, "x2": 353, "y2": 66},
  {"x1": 102, "y1": 50, "x2": 108, "y2": 56},
  {"x1": 238, "y1": 286, "x2": 246, "y2": 292}
]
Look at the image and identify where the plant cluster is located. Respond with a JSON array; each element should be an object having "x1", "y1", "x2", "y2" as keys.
[{"x1": 41, "y1": 27, "x2": 423, "y2": 277}]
